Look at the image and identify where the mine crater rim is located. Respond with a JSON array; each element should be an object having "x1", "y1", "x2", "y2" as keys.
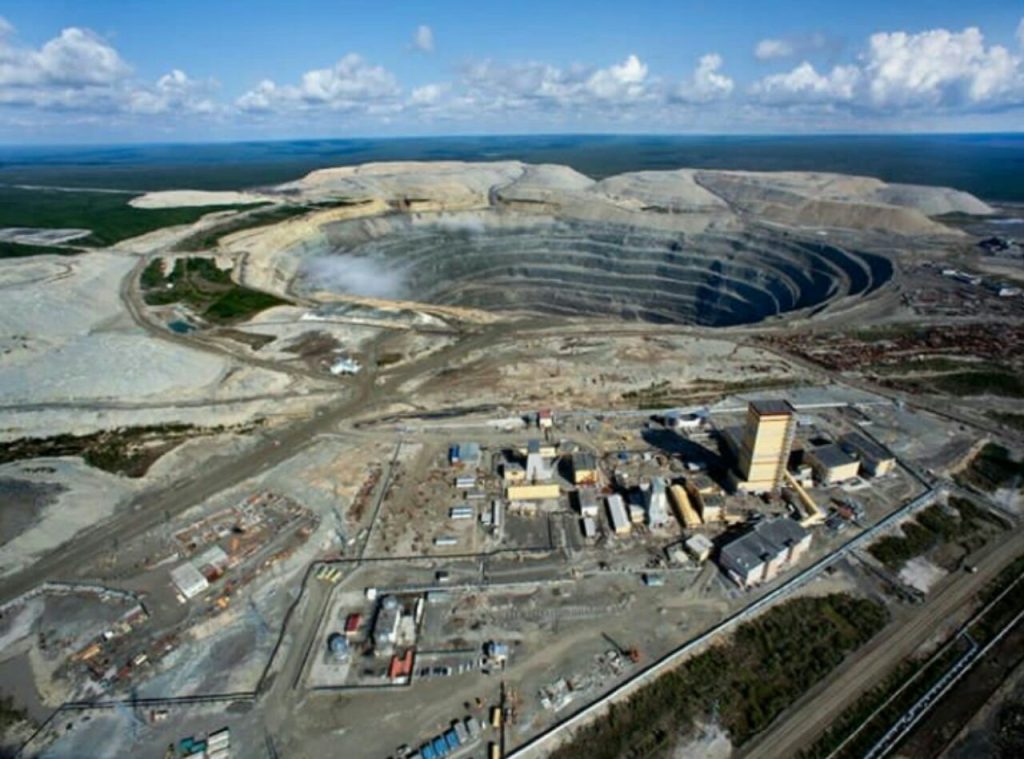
[{"x1": 291, "y1": 211, "x2": 893, "y2": 328}]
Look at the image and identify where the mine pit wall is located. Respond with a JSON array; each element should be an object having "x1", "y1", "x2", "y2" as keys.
[
  {"x1": 224, "y1": 193, "x2": 897, "y2": 328},
  {"x1": 284, "y1": 210, "x2": 893, "y2": 327}
]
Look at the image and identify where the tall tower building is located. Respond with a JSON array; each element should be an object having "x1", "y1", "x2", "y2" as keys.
[{"x1": 735, "y1": 400, "x2": 795, "y2": 492}]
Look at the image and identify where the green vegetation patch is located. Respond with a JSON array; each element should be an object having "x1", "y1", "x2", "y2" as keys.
[
  {"x1": 171, "y1": 203, "x2": 304, "y2": 251},
  {"x1": 141, "y1": 255, "x2": 288, "y2": 323},
  {"x1": 0, "y1": 186, "x2": 256, "y2": 247},
  {"x1": 955, "y1": 443, "x2": 1024, "y2": 493},
  {"x1": 0, "y1": 424, "x2": 201, "y2": 477},
  {"x1": 550, "y1": 594, "x2": 888, "y2": 759},
  {"x1": 988, "y1": 412, "x2": 1024, "y2": 433},
  {"x1": 867, "y1": 499, "x2": 1001, "y2": 569},
  {"x1": 926, "y1": 370, "x2": 1024, "y2": 398},
  {"x1": 0, "y1": 240, "x2": 83, "y2": 258}
]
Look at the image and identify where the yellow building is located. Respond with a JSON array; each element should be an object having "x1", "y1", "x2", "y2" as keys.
[
  {"x1": 735, "y1": 400, "x2": 796, "y2": 493},
  {"x1": 506, "y1": 484, "x2": 560, "y2": 501},
  {"x1": 669, "y1": 484, "x2": 702, "y2": 528},
  {"x1": 502, "y1": 463, "x2": 526, "y2": 484},
  {"x1": 571, "y1": 452, "x2": 599, "y2": 485}
]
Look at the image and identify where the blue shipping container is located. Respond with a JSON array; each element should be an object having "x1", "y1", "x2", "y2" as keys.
[
  {"x1": 421, "y1": 744, "x2": 436, "y2": 759},
  {"x1": 433, "y1": 736, "x2": 449, "y2": 757},
  {"x1": 445, "y1": 729, "x2": 461, "y2": 749}
]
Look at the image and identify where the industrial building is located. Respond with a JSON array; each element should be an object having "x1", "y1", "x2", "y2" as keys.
[
  {"x1": 807, "y1": 444, "x2": 860, "y2": 485},
  {"x1": 373, "y1": 597, "x2": 402, "y2": 650},
  {"x1": 525, "y1": 440, "x2": 554, "y2": 482},
  {"x1": 576, "y1": 487, "x2": 599, "y2": 518},
  {"x1": 506, "y1": 484, "x2": 560, "y2": 501},
  {"x1": 449, "y1": 442, "x2": 482, "y2": 468},
  {"x1": 644, "y1": 478, "x2": 671, "y2": 528},
  {"x1": 684, "y1": 533, "x2": 714, "y2": 562},
  {"x1": 502, "y1": 462, "x2": 526, "y2": 483},
  {"x1": 606, "y1": 494, "x2": 631, "y2": 535},
  {"x1": 718, "y1": 517, "x2": 811, "y2": 587},
  {"x1": 170, "y1": 562, "x2": 209, "y2": 600},
  {"x1": 840, "y1": 432, "x2": 896, "y2": 477},
  {"x1": 685, "y1": 475, "x2": 726, "y2": 523},
  {"x1": 571, "y1": 451, "x2": 599, "y2": 485},
  {"x1": 669, "y1": 484, "x2": 702, "y2": 528},
  {"x1": 733, "y1": 400, "x2": 797, "y2": 493}
]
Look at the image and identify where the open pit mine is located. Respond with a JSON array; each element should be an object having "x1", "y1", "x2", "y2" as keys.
[{"x1": 217, "y1": 161, "x2": 988, "y2": 327}]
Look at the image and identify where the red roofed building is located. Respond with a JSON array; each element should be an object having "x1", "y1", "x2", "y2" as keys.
[
  {"x1": 344, "y1": 613, "x2": 362, "y2": 637},
  {"x1": 388, "y1": 649, "x2": 415, "y2": 681}
]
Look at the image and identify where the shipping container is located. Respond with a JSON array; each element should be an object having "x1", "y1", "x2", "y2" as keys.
[
  {"x1": 445, "y1": 729, "x2": 460, "y2": 749},
  {"x1": 490, "y1": 706, "x2": 503, "y2": 728}
]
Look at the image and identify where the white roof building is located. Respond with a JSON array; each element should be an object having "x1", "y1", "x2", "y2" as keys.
[{"x1": 170, "y1": 562, "x2": 209, "y2": 600}]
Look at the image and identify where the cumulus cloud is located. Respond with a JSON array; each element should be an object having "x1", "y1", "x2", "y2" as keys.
[
  {"x1": 751, "y1": 62, "x2": 860, "y2": 103},
  {"x1": 675, "y1": 53, "x2": 734, "y2": 102},
  {"x1": 0, "y1": 20, "x2": 131, "y2": 100},
  {"x1": 754, "y1": 33, "x2": 840, "y2": 62},
  {"x1": 410, "y1": 83, "x2": 445, "y2": 105},
  {"x1": 413, "y1": 24, "x2": 434, "y2": 54},
  {"x1": 755, "y1": 39, "x2": 794, "y2": 61},
  {"x1": 457, "y1": 54, "x2": 653, "y2": 113},
  {"x1": 128, "y1": 69, "x2": 219, "y2": 115},
  {"x1": 237, "y1": 53, "x2": 400, "y2": 112},
  {"x1": 863, "y1": 27, "x2": 1022, "y2": 107},
  {"x1": 0, "y1": 18, "x2": 219, "y2": 118},
  {"x1": 751, "y1": 24, "x2": 1023, "y2": 111}
]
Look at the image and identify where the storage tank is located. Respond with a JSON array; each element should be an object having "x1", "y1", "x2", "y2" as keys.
[{"x1": 327, "y1": 632, "x2": 351, "y2": 662}]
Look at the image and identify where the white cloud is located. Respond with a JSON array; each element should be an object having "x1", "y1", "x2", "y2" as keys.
[
  {"x1": 755, "y1": 39, "x2": 794, "y2": 61},
  {"x1": 413, "y1": 24, "x2": 434, "y2": 54},
  {"x1": 128, "y1": 69, "x2": 219, "y2": 115},
  {"x1": 237, "y1": 53, "x2": 400, "y2": 112},
  {"x1": 751, "y1": 62, "x2": 860, "y2": 103},
  {"x1": 0, "y1": 23, "x2": 131, "y2": 91},
  {"x1": 410, "y1": 83, "x2": 445, "y2": 105},
  {"x1": 458, "y1": 54, "x2": 653, "y2": 112},
  {"x1": 585, "y1": 54, "x2": 649, "y2": 99},
  {"x1": 675, "y1": 53, "x2": 734, "y2": 102},
  {"x1": 754, "y1": 33, "x2": 839, "y2": 62},
  {"x1": 864, "y1": 27, "x2": 1022, "y2": 107}
]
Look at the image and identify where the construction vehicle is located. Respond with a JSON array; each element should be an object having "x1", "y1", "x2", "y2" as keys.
[{"x1": 602, "y1": 632, "x2": 641, "y2": 663}]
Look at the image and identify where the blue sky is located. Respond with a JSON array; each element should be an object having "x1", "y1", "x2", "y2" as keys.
[{"x1": 1, "y1": 0, "x2": 1022, "y2": 143}]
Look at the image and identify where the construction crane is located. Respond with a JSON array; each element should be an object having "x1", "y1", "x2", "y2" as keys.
[{"x1": 601, "y1": 632, "x2": 641, "y2": 663}]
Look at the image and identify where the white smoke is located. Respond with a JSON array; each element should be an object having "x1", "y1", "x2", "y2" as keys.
[{"x1": 299, "y1": 255, "x2": 407, "y2": 299}]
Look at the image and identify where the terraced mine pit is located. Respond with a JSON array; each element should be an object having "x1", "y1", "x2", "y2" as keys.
[{"x1": 292, "y1": 213, "x2": 892, "y2": 326}]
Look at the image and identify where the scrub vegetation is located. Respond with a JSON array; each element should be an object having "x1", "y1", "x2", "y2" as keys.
[
  {"x1": 0, "y1": 186, "x2": 256, "y2": 247},
  {"x1": 141, "y1": 256, "x2": 288, "y2": 323},
  {"x1": 550, "y1": 594, "x2": 888, "y2": 758},
  {"x1": 955, "y1": 443, "x2": 1024, "y2": 493},
  {"x1": 867, "y1": 499, "x2": 1004, "y2": 569},
  {"x1": 0, "y1": 241, "x2": 82, "y2": 258},
  {"x1": 0, "y1": 424, "x2": 201, "y2": 477}
]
